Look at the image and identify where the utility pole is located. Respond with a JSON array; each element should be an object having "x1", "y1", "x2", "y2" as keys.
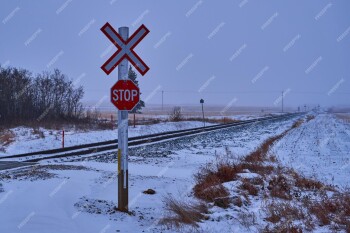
[
  {"x1": 162, "y1": 90, "x2": 164, "y2": 111},
  {"x1": 200, "y1": 99, "x2": 205, "y2": 127},
  {"x1": 117, "y1": 26, "x2": 129, "y2": 212},
  {"x1": 281, "y1": 90, "x2": 284, "y2": 113}
]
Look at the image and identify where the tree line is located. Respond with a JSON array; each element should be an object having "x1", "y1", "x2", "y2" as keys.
[{"x1": 0, "y1": 66, "x2": 84, "y2": 124}]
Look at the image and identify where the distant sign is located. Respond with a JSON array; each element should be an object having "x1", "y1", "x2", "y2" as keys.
[
  {"x1": 111, "y1": 80, "x2": 140, "y2": 111},
  {"x1": 101, "y1": 23, "x2": 150, "y2": 76}
]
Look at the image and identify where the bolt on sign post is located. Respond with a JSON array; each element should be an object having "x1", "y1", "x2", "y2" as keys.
[{"x1": 101, "y1": 23, "x2": 149, "y2": 212}]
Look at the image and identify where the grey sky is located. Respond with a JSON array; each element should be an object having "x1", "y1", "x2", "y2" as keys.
[{"x1": 0, "y1": 0, "x2": 349, "y2": 108}]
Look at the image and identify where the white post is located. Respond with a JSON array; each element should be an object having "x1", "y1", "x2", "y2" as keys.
[{"x1": 118, "y1": 26, "x2": 129, "y2": 212}]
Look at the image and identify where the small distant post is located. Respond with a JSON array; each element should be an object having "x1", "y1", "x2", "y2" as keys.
[
  {"x1": 111, "y1": 114, "x2": 114, "y2": 129},
  {"x1": 133, "y1": 113, "x2": 136, "y2": 128},
  {"x1": 200, "y1": 99, "x2": 205, "y2": 127},
  {"x1": 62, "y1": 130, "x2": 65, "y2": 148}
]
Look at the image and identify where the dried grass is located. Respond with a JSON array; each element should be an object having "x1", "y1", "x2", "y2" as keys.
[
  {"x1": 239, "y1": 179, "x2": 259, "y2": 196},
  {"x1": 268, "y1": 174, "x2": 292, "y2": 200},
  {"x1": 240, "y1": 163, "x2": 274, "y2": 177},
  {"x1": 295, "y1": 175, "x2": 326, "y2": 191},
  {"x1": 291, "y1": 120, "x2": 304, "y2": 129},
  {"x1": 244, "y1": 135, "x2": 284, "y2": 163},
  {"x1": 306, "y1": 115, "x2": 315, "y2": 122},
  {"x1": 215, "y1": 161, "x2": 242, "y2": 182},
  {"x1": 193, "y1": 127, "x2": 291, "y2": 209},
  {"x1": 193, "y1": 175, "x2": 230, "y2": 208},
  {"x1": 232, "y1": 196, "x2": 243, "y2": 207},
  {"x1": 160, "y1": 196, "x2": 208, "y2": 229},
  {"x1": 0, "y1": 130, "x2": 15, "y2": 146},
  {"x1": 189, "y1": 117, "x2": 350, "y2": 231},
  {"x1": 308, "y1": 192, "x2": 350, "y2": 227},
  {"x1": 264, "y1": 201, "x2": 307, "y2": 224},
  {"x1": 32, "y1": 127, "x2": 45, "y2": 138},
  {"x1": 263, "y1": 222, "x2": 303, "y2": 233}
]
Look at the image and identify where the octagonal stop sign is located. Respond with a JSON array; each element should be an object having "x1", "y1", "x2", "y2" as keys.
[{"x1": 111, "y1": 80, "x2": 140, "y2": 111}]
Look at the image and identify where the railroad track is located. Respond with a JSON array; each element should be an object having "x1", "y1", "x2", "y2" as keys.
[{"x1": 0, "y1": 113, "x2": 301, "y2": 163}]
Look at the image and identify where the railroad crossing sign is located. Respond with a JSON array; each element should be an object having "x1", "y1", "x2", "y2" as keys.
[
  {"x1": 100, "y1": 23, "x2": 150, "y2": 213},
  {"x1": 101, "y1": 22, "x2": 150, "y2": 76},
  {"x1": 111, "y1": 80, "x2": 140, "y2": 111}
]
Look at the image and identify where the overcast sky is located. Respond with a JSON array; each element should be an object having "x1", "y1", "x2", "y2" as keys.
[{"x1": 0, "y1": 0, "x2": 349, "y2": 109}]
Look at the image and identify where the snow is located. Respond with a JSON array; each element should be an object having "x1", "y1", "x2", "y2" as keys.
[
  {"x1": 1, "y1": 113, "x2": 349, "y2": 232},
  {"x1": 0, "y1": 121, "x2": 213, "y2": 156},
  {"x1": 0, "y1": 115, "x2": 300, "y2": 232},
  {"x1": 272, "y1": 113, "x2": 350, "y2": 187}
]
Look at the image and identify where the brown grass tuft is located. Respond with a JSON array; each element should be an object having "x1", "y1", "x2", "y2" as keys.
[
  {"x1": 0, "y1": 131, "x2": 15, "y2": 146},
  {"x1": 309, "y1": 202, "x2": 331, "y2": 225},
  {"x1": 239, "y1": 179, "x2": 259, "y2": 196},
  {"x1": 232, "y1": 196, "x2": 243, "y2": 207},
  {"x1": 160, "y1": 196, "x2": 208, "y2": 229},
  {"x1": 295, "y1": 175, "x2": 325, "y2": 191},
  {"x1": 263, "y1": 222, "x2": 303, "y2": 233},
  {"x1": 306, "y1": 115, "x2": 315, "y2": 122},
  {"x1": 292, "y1": 120, "x2": 304, "y2": 129},
  {"x1": 268, "y1": 174, "x2": 292, "y2": 200},
  {"x1": 244, "y1": 135, "x2": 284, "y2": 163},
  {"x1": 250, "y1": 177, "x2": 264, "y2": 186},
  {"x1": 193, "y1": 172, "x2": 230, "y2": 206},
  {"x1": 193, "y1": 162, "x2": 233, "y2": 208},
  {"x1": 215, "y1": 161, "x2": 243, "y2": 182},
  {"x1": 241, "y1": 163, "x2": 274, "y2": 177},
  {"x1": 308, "y1": 192, "x2": 350, "y2": 227},
  {"x1": 264, "y1": 201, "x2": 306, "y2": 224}
]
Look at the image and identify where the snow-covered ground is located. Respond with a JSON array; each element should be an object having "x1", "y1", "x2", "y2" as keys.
[
  {"x1": 0, "y1": 115, "x2": 300, "y2": 233},
  {"x1": 0, "y1": 121, "x2": 213, "y2": 156},
  {"x1": 273, "y1": 113, "x2": 350, "y2": 187},
  {"x1": 1, "y1": 113, "x2": 349, "y2": 232}
]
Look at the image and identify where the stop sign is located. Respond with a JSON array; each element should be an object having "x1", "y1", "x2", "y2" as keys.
[{"x1": 111, "y1": 80, "x2": 140, "y2": 111}]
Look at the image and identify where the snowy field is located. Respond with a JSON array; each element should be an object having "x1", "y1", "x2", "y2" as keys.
[
  {"x1": 273, "y1": 113, "x2": 350, "y2": 187},
  {"x1": 0, "y1": 121, "x2": 213, "y2": 156},
  {"x1": 0, "y1": 113, "x2": 349, "y2": 232}
]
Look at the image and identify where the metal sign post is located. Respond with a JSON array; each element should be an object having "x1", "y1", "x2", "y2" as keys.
[
  {"x1": 200, "y1": 99, "x2": 205, "y2": 127},
  {"x1": 117, "y1": 26, "x2": 129, "y2": 212},
  {"x1": 101, "y1": 23, "x2": 149, "y2": 213}
]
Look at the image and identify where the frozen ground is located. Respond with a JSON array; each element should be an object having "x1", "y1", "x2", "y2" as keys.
[
  {"x1": 273, "y1": 113, "x2": 350, "y2": 187},
  {"x1": 0, "y1": 115, "x2": 301, "y2": 233},
  {"x1": 0, "y1": 121, "x2": 213, "y2": 156},
  {"x1": 2, "y1": 113, "x2": 349, "y2": 232}
]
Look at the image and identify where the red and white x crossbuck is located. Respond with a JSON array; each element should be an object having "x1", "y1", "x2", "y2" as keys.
[{"x1": 101, "y1": 23, "x2": 150, "y2": 76}]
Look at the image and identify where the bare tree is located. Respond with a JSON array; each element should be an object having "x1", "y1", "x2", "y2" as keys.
[
  {"x1": 0, "y1": 66, "x2": 85, "y2": 125},
  {"x1": 169, "y1": 106, "x2": 183, "y2": 122}
]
